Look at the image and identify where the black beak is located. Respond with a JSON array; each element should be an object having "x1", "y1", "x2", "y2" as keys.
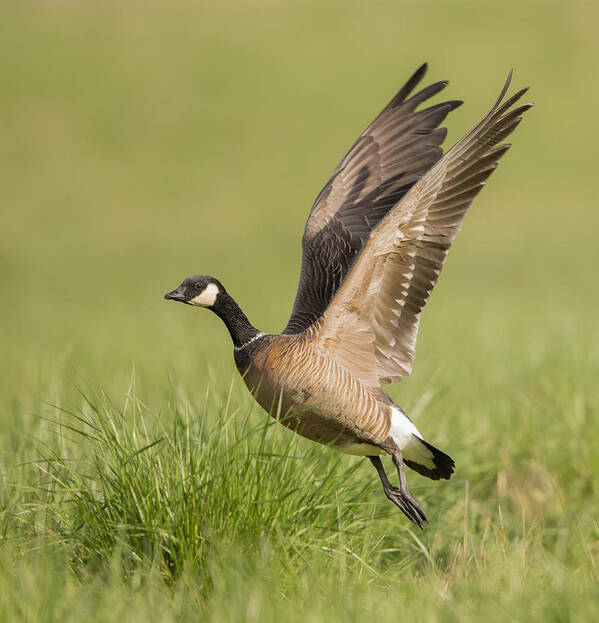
[{"x1": 164, "y1": 288, "x2": 187, "y2": 302}]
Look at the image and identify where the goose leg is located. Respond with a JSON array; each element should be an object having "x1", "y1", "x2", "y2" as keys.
[
  {"x1": 392, "y1": 452, "x2": 428, "y2": 525},
  {"x1": 368, "y1": 455, "x2": 428, "y2": 529}
]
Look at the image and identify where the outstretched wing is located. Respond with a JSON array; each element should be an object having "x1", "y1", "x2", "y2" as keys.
[
  {"x1": 283, "y1": 64, "x2": 462, "y2": 334},
  {"x1": 308, "y1": 71, "x2": 532, "y2": 386}
]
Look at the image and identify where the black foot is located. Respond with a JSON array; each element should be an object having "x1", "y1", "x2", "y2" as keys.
[
  {"x1": 368, "y1": 455, "x2": 428, "y2": 529},
  {"x1": 383, "y1": 484, "x2": 428, "y2": 529}
]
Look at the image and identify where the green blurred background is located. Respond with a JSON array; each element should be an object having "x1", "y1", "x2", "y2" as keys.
[
  {"x1": 1, "y1": 1, "x2": 598, "y2": 620},
  {"x1": 1, "y1": 0, "x2": 597, "y2": 395}
]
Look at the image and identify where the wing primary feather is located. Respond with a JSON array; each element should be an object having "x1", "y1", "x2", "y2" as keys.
[
  {"x1": 383, "y1": 63, "x2": 429, "y2": 111},
  {"x1": 305, "y1": 70, "x2": 532, "y2": 387},
  {"x1": 284, "y1": 64, "x2": 464, "y2": 335}
]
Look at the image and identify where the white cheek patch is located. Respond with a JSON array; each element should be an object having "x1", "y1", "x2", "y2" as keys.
[{"x1": 189, "y1": 283, "x2": 220, "y2": 307}]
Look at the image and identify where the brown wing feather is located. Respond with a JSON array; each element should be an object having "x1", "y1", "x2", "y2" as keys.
[
  {"x1": 284, "y1": 64, "x2": 463, "y2": 334},
  {"x1": 309, "y1": 71, "x2": 532, "y2": 386}
]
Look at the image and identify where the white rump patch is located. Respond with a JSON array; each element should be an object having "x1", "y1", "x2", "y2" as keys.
[
  {"x1": 390, "y1": 406, "x2": 434, "y2": 469},
  {"x1": 189, "y1": 283, "x2": 219, "y2": 307}
]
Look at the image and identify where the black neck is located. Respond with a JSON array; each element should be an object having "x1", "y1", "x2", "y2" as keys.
[{"x1": 211, "y1": 290, "x2": 260, "y2": 348}]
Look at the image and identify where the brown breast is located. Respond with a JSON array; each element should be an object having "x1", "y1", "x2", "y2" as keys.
[{"x1": 234, "y1": 334, "x2": 391, "y2": 447}]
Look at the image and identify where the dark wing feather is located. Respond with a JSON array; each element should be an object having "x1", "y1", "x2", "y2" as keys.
[
  {"x1": 307, "y1": 71, "x2": 532, "y2": 387},
  {"x1": 283, "y1": 64, "x2": 463, "y2": 333}
]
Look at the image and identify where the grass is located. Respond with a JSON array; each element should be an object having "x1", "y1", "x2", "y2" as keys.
[{"x1": 1, "y1": 0, "x2": 598, "y2": 620}]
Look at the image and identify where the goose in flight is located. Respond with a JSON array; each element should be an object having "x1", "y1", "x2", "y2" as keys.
[{"x1": 165, "y1": 64, "x2": 532, "y2": 527}]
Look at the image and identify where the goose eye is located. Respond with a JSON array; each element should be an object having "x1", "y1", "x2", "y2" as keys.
[{"x1": 195, "y1": 283, "x2": 203, "y2": 289}]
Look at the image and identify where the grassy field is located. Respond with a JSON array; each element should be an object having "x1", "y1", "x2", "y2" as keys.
[{"x1": 1, "y1": 1, "x2": 598, "y2": 620}]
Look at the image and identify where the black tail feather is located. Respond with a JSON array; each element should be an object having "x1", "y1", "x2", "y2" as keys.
[{"x1": 405, "y1": 439, "x2": 455, "y2": 480}]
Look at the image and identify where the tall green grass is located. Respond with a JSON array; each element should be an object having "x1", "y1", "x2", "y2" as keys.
[{"x1": 28, "y1": 375, "x2": 376, "y2": 579}]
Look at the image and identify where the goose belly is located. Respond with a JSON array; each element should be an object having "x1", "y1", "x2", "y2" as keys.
[{"x1": 237, "y1": 344, "x2": 389, "y2": 450}]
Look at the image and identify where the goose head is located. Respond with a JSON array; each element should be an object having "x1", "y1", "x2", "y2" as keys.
[{"x1": 164, "y1": 275, "x2": 223, "y2": 308}]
